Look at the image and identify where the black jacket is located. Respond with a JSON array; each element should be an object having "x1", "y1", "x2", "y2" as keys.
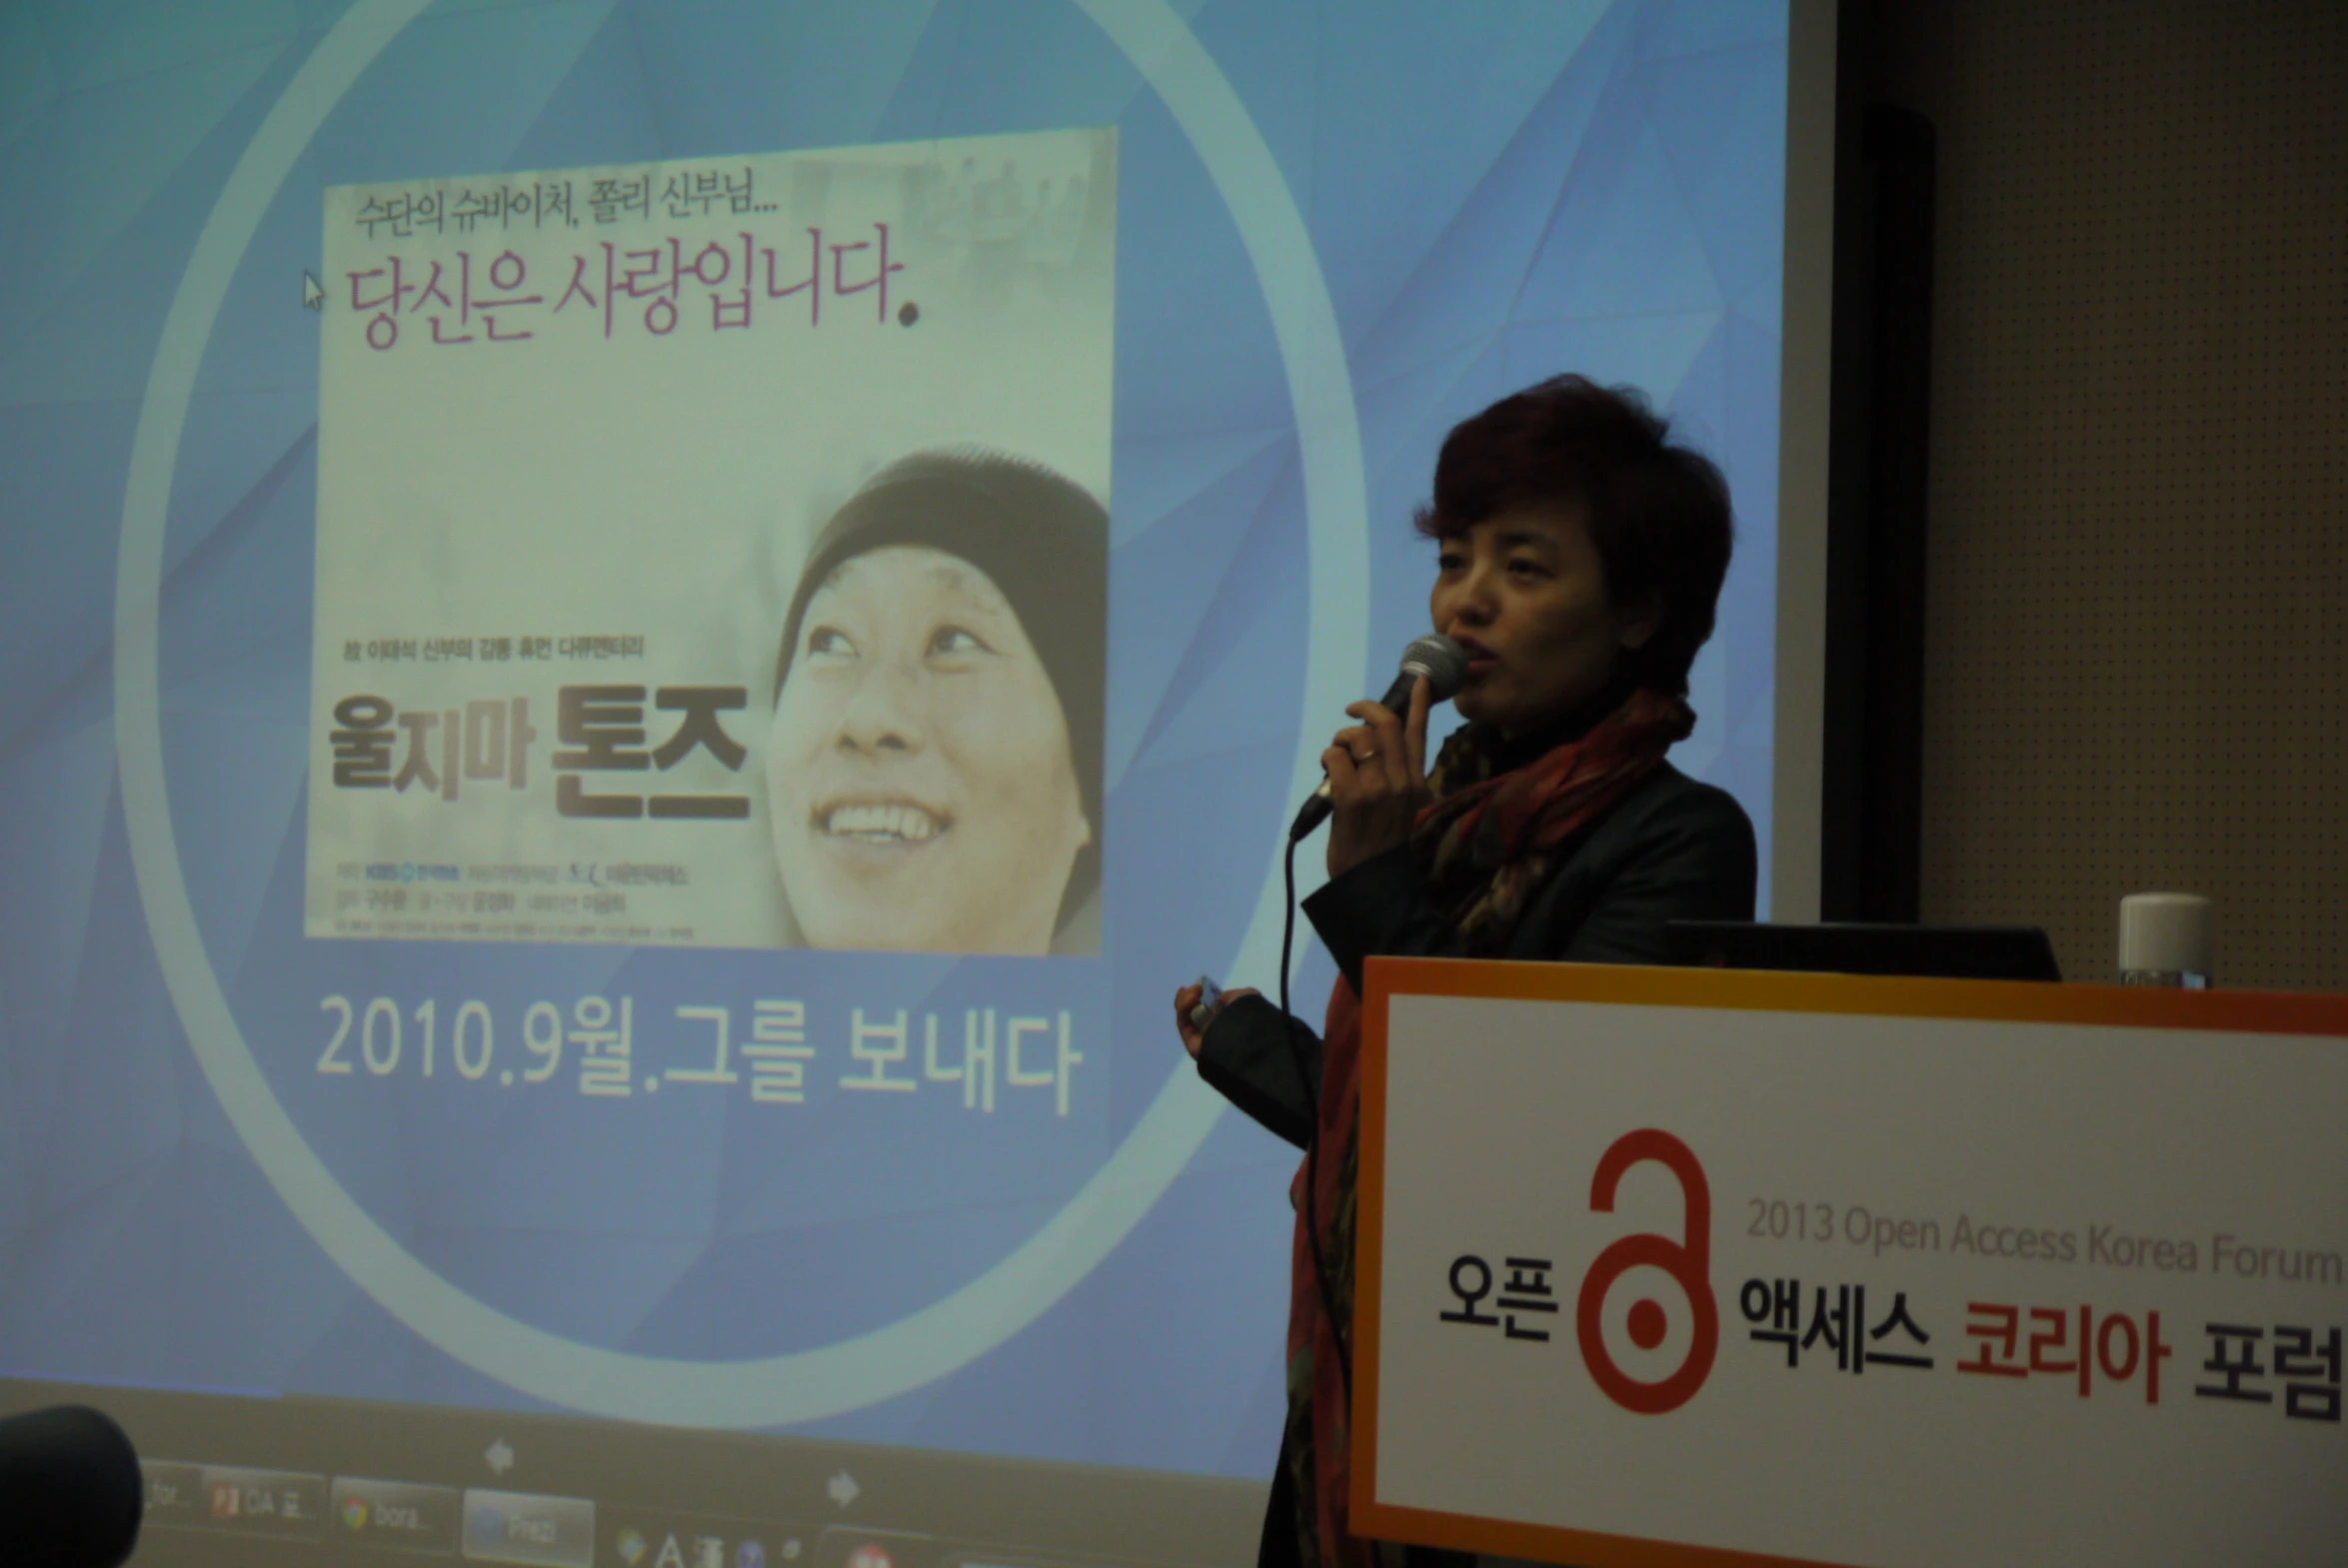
[{"x1": 1194, "y1": 760, "x2": 1756, "y2": 1147}]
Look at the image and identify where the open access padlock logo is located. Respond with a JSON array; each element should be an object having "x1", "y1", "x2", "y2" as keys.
[{"x1": 1576, "y1": 1128, "x2": 1717, "y2": 1414}]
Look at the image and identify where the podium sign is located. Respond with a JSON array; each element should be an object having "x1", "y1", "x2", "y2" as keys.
[{"x1": 1352, "y1": 960, "x2": 2348, "y2": 1568}]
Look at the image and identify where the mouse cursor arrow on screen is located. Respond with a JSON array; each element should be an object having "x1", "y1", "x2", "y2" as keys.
[{"x1": 302, "y1": 271, "x2": 325, "y2": 310}]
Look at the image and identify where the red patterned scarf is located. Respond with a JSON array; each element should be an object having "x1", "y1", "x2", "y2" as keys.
[
  {"x1": 1280, "y1": 687, "x2": 1693, "y2": 1567},
  {"x1": 1414, "y1": 685, "x2": 1695, "y2": 953}
]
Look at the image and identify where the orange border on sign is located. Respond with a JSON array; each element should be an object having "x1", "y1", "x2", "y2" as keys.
[{"x1": 1349, "y1": 959, "x2": 2348, "y2": 1567}]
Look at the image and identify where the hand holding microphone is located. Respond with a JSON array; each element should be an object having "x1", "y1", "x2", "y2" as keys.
[
  {"x1": 1174, "y1": 635, "x2": 1468, "y2": 1070},
  {"x1": 1289, "y1": 634, "x2": 1469, "y2": 877}
]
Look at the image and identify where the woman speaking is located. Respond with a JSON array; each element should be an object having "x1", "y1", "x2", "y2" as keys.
[{"x1": 1173, "y1": 376, "x2": 1756, "y2": 1568}]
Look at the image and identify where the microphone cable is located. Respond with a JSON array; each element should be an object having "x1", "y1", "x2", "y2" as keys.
[
  {"x1": 1264, "y1": 636, "x2": 1464, "y2": 1414},
  {"x1": 1278, "y1": 834, "x2": 1352, "y2": 1408}
]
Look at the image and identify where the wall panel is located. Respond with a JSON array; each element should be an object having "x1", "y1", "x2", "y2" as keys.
[{"x1": 1877, "y1": 0, "x2": 2347, "y2": 986}]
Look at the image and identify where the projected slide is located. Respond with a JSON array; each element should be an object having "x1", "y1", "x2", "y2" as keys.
[
  {"x1": 0, "y1": 2, "x2": 1797, "y2": 1549},
  {"x1": 308, "y1": 130, "x2": 1115, "y2": 953}
]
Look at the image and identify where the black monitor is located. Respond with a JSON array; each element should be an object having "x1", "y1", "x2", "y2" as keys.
[{"x1": 1663, "y1": 921, "x2": 2063, "y2": 982}]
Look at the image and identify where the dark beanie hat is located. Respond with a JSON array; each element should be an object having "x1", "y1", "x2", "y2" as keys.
[{"x1": 774, "y1": 449, "x2": 1109, "y2": 929}]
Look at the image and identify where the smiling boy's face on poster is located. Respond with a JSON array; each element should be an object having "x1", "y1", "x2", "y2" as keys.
[{"x1": 766, "y1": 545, "x2": 1091, "y2": 955}]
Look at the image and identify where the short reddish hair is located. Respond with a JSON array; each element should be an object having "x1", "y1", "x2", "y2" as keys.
[{"x1": 1413, "y1": 375, "x2": 1733, "y2": 696}]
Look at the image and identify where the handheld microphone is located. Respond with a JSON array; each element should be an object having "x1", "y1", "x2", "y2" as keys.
[{"x1": 1287, "y1": 634, "x2": 1470, "y2": 841}]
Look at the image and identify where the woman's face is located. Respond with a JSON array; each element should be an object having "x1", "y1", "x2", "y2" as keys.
[
  {"x1": 1429, "y1": 503, "x2": 1659, "y2": 736},
  {"x1": 766, "y1": 545, "x2": 1091, "y2": 953}
]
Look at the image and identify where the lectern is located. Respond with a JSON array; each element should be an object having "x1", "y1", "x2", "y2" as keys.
[{"x1": 1351, "y1": 957, "x2": 2348, "y2": 1568}]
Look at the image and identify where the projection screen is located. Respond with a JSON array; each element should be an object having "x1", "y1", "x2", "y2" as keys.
[{"x1": 0, "y1": 1, "x2": 1833, "y2": 1562}]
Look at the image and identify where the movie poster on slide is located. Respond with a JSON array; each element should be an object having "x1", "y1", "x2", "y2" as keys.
[{"x1": 305, "y1": 128, "x2": 1116, "y2": 956}]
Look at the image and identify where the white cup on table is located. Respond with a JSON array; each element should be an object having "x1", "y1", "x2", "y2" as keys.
[{"x1": 2118, "y1": 892, "x2": 2213, "y2": 988}]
